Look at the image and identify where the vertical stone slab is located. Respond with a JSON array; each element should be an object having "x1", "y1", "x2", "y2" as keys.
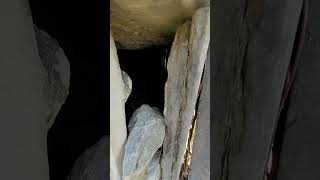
[
  {"x1": 212, "y1": 0, "x2": 302, "y2": 179},
  {"x1": 277, "y1": 0, "x2": 320, "y2": 179},
  {"x1": 232, "y1": 1, "x2": 302, "y2": 179},
  {"x1": 110, "y1": 31, "x2": 131, "y2": 180},
  {"x1": 161, "y1": 20, "x2": 191, "y2": 180},
  {"x1": 188, "y1": 49, "x2": 210, "y2": 180},
  {"x1": 161, "y1": 7, "x2": 209, "y2": 180},
  {"x1": 0, "y1": 0, "x2": 49, "y2": 179}
]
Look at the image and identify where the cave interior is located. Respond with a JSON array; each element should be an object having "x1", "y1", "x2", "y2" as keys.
[{"x1": 29, "y1": 0, "x2": 170, "y2": 179}]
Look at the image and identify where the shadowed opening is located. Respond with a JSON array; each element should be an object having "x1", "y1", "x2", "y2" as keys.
[
  {"x1": 29, "y1": 0, "x2": 107, "y2": 179},
  {"x1": 117, "y1": 47, "x2": 169, "y2": 126}
]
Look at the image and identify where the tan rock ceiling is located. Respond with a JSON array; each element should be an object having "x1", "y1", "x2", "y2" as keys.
[{"x1": 110, "y1": 0, "x2": 209, "y2": 49}]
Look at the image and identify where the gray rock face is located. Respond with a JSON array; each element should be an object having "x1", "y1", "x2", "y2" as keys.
[
  {"x1": 0, "y1": 1, "x2": 51, "y2": 179},
  {"x1": 211, "y1": 1, "x2": 302, "y2": 179},
  {"x1": 276, "y1": 1, "x2": 320, "y2": 179},
  {"x1": 34, "y1": 25, "x2": 70, "y2": 130},
  {"x1": 123, "y1": 105, "x2": 165, "y2": 180},
  {"x1": 66, "y1": 136, "x2": 108, "y2": 180}
]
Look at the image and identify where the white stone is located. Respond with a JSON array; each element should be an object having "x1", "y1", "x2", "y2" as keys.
[
  {"x1": 123, "y1": 105, "x2": 165, "y2": 180},
  {"x1": 110, "y1": 31, "x2": 132, "y2": 180}
]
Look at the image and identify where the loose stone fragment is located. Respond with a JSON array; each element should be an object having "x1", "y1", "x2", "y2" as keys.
[
  {"x1": 34, "y1": 25, "x2": 70, "y2": 130},
  {"x1": 123, "y1": 104, "x2": 165, "y2": 180}
]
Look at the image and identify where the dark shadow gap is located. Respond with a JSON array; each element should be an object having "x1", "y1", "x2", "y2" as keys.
[
  {"x1": 29, "y1": 0, "x2": 107, "y2": 179},
  {"x1": 117, "y1": 47, "x2": 169, "y2": 125}
]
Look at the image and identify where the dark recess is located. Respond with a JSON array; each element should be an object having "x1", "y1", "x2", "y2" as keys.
[
  {"x1": 29, "y1": 0, "x2": 108, "y2": 179},
  {"x1": 117, "y1": 47, "x2": 169, "y2": 126}
]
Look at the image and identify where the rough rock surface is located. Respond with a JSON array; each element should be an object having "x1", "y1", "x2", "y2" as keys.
[
  {"x1": 34, "y1": 26, "x2": 70, "y2": 130},
  {"x1": 145, "y1": 151, "x2": 161, "y2": 180},
  {"x1": 111, "y1": 0, "x2": 209, "y2": 49},
  {"x1": 66, "y1": 136, "x2": 108, "y2": 180},
  {"x1": 123, "y1": 104, "x2": 165, "y2": 180},
  {"x1": 161, "y1": 7, "x2": 210, "y2": 180}
]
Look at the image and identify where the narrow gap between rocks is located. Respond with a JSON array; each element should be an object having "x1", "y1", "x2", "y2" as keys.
[
  {"x1": 180, "y1": 65, "x2": 205, "y2": 180},
  {"x1": 29, "y1": 1, "x2": 107, "y2": 179},
  {"x1": 118, "y1": 45, "x2": 199, "y2": 180},
  {"x1": 117, "y1": 47, "x2": 169, "y2": 126},
  {"x1": 180, "y1": 112, "x2": 197, "y2": 180}
]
